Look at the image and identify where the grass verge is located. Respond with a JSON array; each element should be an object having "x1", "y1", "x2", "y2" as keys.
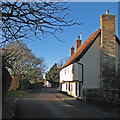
[
  {"x1": 2, "y1": 88, "x2": 42, "y2": 119},
  {"x1": 7, "y1": 88, "x2": 41, "y2": 97}
]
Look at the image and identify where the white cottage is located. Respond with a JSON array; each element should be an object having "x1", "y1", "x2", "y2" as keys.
[{"x1": 60, "y1": 10, "x2": 120, "y2": 99}]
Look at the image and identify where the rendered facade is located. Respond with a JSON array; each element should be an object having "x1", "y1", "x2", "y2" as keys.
[{"x1": 60, "y1": 10, "x2": 120, "y2": 99}]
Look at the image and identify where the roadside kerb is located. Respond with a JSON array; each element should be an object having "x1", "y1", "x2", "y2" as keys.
[
  {"x1": 53, "y1": 93, "x2": 73, "y2": 105},
  {"x1": 54, "y1": 92, "x2": 119, "y2": 119},
  {"x1": 14, "y1": 95, "x2": 23, "y2": 106}
]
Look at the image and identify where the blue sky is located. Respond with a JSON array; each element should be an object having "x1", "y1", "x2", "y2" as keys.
[{"x1": 24, "y1": 2, "x2": 118, "y2": 75}]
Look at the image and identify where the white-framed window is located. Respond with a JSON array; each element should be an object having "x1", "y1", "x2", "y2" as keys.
[{"x1": 68, "y1": 67, "x2": 69, "y2": 73}]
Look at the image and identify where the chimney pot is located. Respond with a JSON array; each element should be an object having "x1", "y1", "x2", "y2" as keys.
[
  {"x1": 106, "y1": 10, "x2": 109, "y2": 15},
  {"x1": 71, "y1": 46, "x2": 74, "y2": 56},
  {"x1": 80, "y1": 32, "x2": 82, "y2": 40},
  {"x1": 76, "y1": 38, "x2": 82, "y2": 50}
]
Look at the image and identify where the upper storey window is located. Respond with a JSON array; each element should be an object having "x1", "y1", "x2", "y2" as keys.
[
  {"x1": 64, "y1": 69, "x2": 66, "y2": 75},
  {"x1": 72, "y1": 64, "x2": 75, "y2": 73}
]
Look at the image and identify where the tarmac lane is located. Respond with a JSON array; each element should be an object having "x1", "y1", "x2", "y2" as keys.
[
  {"x1": 15, "y1": 88, "x2": 70, "y2": 118},
  {"x1": 15, "y1": 88, "x2": 117, "y2": 119}
]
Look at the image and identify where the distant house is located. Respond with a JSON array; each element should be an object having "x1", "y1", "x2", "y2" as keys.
[
  {"x1": 44, "y1": 79, "x2": 51, "y2": 87},
  {"x1": 46, "y1": 81, "x2": 51, "y2": 87},
  {"x1": 60, "y1": 10, "x2": 120, "y2": 99}
]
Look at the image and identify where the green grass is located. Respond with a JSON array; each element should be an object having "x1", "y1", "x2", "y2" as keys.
[
  {"x1": 3, "y1": 88, "x2": 42, "y2": 118},
  {"x1": 7, "y1": 88, "x2": 41, "y2": 98}
]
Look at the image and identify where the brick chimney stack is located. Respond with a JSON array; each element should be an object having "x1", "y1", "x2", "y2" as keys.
[
  {"x1": 100, "y1": 10, "x2": 116, "y2": 88},
  {"x1": 76, "y1": 36, "x2": 82, "y2": 50},
  {"x1": 100, "y1": 10, "x2": 116, "y2": 57},
  {"x1": 100, "y1": 10, "x2": 115, "y2": 49},
  {"x1": 71, "y1": 46, "x2": 74, "y2": 56}
]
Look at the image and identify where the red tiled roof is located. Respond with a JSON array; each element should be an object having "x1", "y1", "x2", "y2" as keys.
[{"x1": 61, "y1": 28, "x2": 101, "y2": 70}]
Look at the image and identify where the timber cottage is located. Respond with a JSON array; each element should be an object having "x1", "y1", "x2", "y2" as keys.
[{"x1": 60, "y1": 10, "x2": 120, "y2": 100}]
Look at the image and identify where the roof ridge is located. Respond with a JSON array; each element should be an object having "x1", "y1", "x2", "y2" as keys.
[
  {"x1": 74, "y1": 28, "x2": 101, "y2": 55},
  {"x1": 61, "y1": 28, "x2": 101, "y2": 70}
]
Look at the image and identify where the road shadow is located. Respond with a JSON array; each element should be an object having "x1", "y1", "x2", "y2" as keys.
[{"x1": 57, "y1": 91, "x2": 119, "y2": 118}]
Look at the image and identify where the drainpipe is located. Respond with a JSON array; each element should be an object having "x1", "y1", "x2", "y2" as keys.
[{"x1": 76, "y1": 62, "x2": 84, "y2": 85}]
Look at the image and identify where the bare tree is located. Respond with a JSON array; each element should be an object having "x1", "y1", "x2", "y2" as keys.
[
  {"x1": 2, "y1": 1, "x2": 81, "y2": 45},
  {"x1": 57, "y1": 57, "x2": 69, "y2": 69},
  {"x1": 1, "y1": 41, "x2": 29, "y2": 68},
  {"x1": 2, "y1": 41, "x2": 46, "y2": 89}
]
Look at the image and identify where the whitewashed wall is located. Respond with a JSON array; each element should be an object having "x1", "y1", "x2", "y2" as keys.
[
  {"x1": 46, "y1": 81, "x2": 51, "y2": 87},
  {"x1": 61, "y1": 83, "x2": 67, "y2": 92},
  {"x1": 60, "y1": 64, "x2": 73, "y2": 83}
]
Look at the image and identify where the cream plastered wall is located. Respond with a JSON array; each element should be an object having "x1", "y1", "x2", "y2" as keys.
[{"x1": 79, "y1": 35, "x2": 101, "y2": 89}]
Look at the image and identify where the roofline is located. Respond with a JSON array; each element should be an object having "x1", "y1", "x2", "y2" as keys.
[
  {"x1": 116, "y1": 35, "x2": 120, "y2": 44},
  {"x1": 60, "y1": 30, "x2": 119, "y2": 71},
  {"x1": 73, "y1": 30, "x2": 101, "y2": 62},
  {"x1": 60, "y1": 29, "x2": 101, "y2": 70}
]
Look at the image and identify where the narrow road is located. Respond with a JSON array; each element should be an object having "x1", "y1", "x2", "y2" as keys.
[{"x1": 15, "y1": 88, "x2": 117, "y2": 118}]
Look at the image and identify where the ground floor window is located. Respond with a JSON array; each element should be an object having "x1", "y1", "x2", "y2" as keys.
[
  {"x1": 76, "y1": 82, "x2": 81, "y2": 97},
  {"x1": 70, "y1": 84, "x2": 73, "y2": 92}
]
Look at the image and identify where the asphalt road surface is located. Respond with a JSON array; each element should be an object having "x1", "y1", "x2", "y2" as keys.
[{"x1": 15, "y1": 88, "x2": 117, "y2": 118}]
